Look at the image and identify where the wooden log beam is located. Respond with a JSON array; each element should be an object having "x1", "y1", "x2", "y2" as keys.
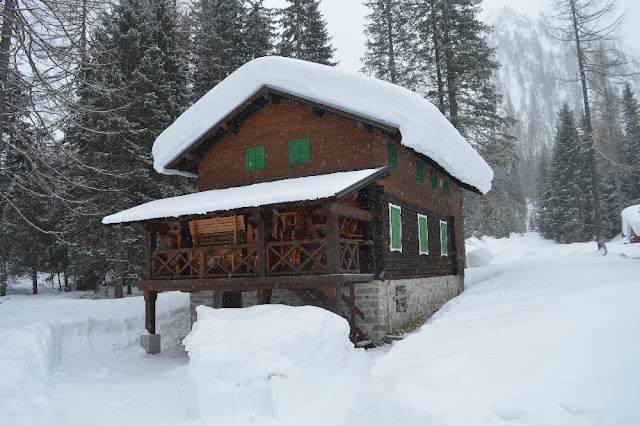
[
  {"x1": 326, "y1": 201, "x2": 375, "y2": 222},
  {"x1": 144, "y1": 290, "x2": 158, "y2": 334},
  {"x1": 134, "y1": 273, "x2": 375, "y2": 292}
]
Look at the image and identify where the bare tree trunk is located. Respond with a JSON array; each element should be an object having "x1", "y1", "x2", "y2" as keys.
[
  {"x1": 31, "y1": 266, "x2": 38, "y2": 295},
  {"x1": 384, "y1": 2, "x2": 396, "y2": 84},
  {"x1": 430, "y1": 0, "x2": 445, "y2": 114},
  {"x1": 0, "y1": 259, "x2": 7, "y2": 297},
  {"x1": 0, "y1": 0, "x2": 16, "y2": 128},
  {"x1": 570, "y1": 0, "x2": 607, "y2": 253}
]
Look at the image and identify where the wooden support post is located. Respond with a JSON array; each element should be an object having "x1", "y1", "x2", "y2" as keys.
[
  {"x1": 144, "y1": 290, "x2": 157, "y2": 334},
  {"x1": 257, "y1": 288, "x2": 272, "y2": 304},
  {"x1": 255, "y1": 211, "x2": 267, "y2": 277},
  {"x1": 349, "y1": 284, "x2": 356, "y2": 343},
  {"x1": 326, "y1": 286, "x2": 340, "y2": 314},
  {"x1": 325, "y1": 203, "x2": 341, "y2": 273},
  {"x1": 145, "y1": 231, "x2": 156, "y2": 280}
]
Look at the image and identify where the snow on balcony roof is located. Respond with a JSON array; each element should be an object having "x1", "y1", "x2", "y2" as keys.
[
  {"x1": 102, "y1": 167, "x2": 385, "y2": 224},
  {"x1": 622, "y1": 204, "x2": 640, "y2": 238},
  {"x1": 152, "y1": 56, "x2": 493, "y2": 194}
]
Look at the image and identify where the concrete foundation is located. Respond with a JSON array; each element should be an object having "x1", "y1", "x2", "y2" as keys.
[
  {"x1": 140, "y1": 334, "x2": 161, "y2": 355},
  {"x1": 189, "y1": 275, "x2": 461, "y2": 345}
]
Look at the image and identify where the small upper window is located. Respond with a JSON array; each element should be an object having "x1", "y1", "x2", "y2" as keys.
[
  {"x1": 417, "y1": 161, "x2": 424, "y2": 183},
  {"x1": 444, "y1": 178, "x2": 450, "y2": 197},
  {"x1": 431, "y1": 170, "x2": 438, "y2": 191},
  {"x1": 289, "y1": 137, "x2": 311, "y2": 165},
  {"x1": 246, "y1": 145, "x2": 266, "y2": 172},
  {"x1": 388, "y1": 143, "x2": 397, "y2": 169}
]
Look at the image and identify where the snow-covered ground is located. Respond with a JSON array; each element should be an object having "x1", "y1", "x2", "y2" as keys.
[{"x1": 1, "y1": 233, "x2": 638, "y2": 425}]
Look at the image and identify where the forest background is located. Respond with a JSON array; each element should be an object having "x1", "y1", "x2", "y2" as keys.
[{"x1": 0, "y1": 0, "x2": 638, "y2": 296}]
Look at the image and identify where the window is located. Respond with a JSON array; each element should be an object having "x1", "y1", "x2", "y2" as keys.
[
  {"x1": 289, "y1": 137, "x2": 311, "y2": 165},
  {"x1": 431, "y1": 170, "x2": 438, "y2": 190},
  {"x1": 417, "y1": 161, "x2": 424, "y2": 183},
  {"x1": 418, "y1": 213, "x2": 428, "y2": 255},
  {"x1": 246, "y1": 145, "x2": 266, "y2": 172},
  {"x1": 440, "y1": 220, "x2": 448, "y2": 256},
  {"x1": 388, "y1": 143, "x2": 397, "y2": 169},
  {"x1": 444, "y1": 178, "x2": 450, "y2": 197},
  {"x1": 389, "y1": 203, "x2": 402, "y2": 252}
]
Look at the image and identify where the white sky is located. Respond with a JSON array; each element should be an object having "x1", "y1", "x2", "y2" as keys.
[{"x1": 265, "y1": 0, "x2": 640, "y2": 73}]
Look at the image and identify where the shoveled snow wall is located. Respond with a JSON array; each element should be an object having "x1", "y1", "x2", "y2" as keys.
[
  {"x1": 182, "y1": 304, "x2": 364, "y2": 425},
  {"x1": 0, "y1": 293, "x2": 190, "y2": 426}
]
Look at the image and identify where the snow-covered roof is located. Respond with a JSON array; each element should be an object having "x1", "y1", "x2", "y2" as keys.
[
  {"x1": 103, "y1": 167, "x2": 385, "y2": 224},
  {"x1": 621, "y1": 204, "x2": 640, "y2": 238},
  {"x1": 152, "y1": 56, "x2": 493, "y2": 194}
]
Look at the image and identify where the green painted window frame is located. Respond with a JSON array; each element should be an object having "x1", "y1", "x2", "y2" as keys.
[
  {"x1": 388, "y1": 143, "x2": 398, "y2": 169},
  {"x1": 431, "y1": 170, "x2": 438, "y2": 190},
  {"x1": 389, "y1": 203, "x2": 402, "y2": 252},
  {"x1": 417, "y1": 161, "x2": 424, "y2": 183},
  {"x1": 418, "y1": 213, "x2": 428, "y2": 255},
  {"x1": 440, "y1": 220, "x2": 448, "y2": 257},
  {"x1": 444, "y1": 178, "x2": 450, "y2": 197},
  {"x1": 289, "y1": 137, "x2": 311, "y2": 165},
  {"x1": 246, "y1": 145, "x2": 266, "y2": 172}
]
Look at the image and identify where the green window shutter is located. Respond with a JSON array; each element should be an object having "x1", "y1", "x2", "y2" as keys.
[
  {"x1": 417, "y1": 161, "x2": 424, "y2": 183},
  {"x1": 444, "y1": 178, "x2": 450, "y2": 197},
  {"x1": 289, "y1": 137, "x2": 311, "y2": 165},
  {"x1": 389, "y1": 203, "x2": 402, "y2": 252},
  {"x1": 246, "y1": 145, "x2": 266, "y2": 172},
  {"x1": 418, "y1": 214, "x2": 428, "y2": 255},
  {"x1": 388, "y1": 143, "x2": 397, "y2": 169},
  {"x1": 431, "y1": 170, "x2": 438, "y2": 190},
  {"x1": 440, "y1": 220, "x2": 448, "y2": 256}
]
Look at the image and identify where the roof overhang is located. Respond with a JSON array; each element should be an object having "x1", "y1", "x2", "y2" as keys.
[{"x1": 103, "y1": 166, "x2": 390, "y2": 225}]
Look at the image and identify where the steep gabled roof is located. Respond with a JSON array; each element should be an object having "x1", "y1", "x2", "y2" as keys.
[{"x1": 152, "y1": 56, "x2": 493, "y2": 194}]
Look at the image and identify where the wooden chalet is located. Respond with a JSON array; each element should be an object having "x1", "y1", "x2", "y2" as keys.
[
  {"x1": 103, "y1": 57, "x2": 493, "y2": 353},
  {"x1": 622, "y1": 205, "x2": 640, "y2": 243}
]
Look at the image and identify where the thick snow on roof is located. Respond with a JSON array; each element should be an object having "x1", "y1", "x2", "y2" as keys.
[
  {"x1": 621, "y1": 204, "x2": 640, "y2": 238},
  {"x1": 152, "y1": 56, "x2": 493, "y2": 194},
  {"x1": 102, "y1": 167, "x2": 383, "y2": 224}
]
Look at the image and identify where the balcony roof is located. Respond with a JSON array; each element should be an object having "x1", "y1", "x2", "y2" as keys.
[{"x1": 103, "y1": 166, "x2": 389, "y2": 225}]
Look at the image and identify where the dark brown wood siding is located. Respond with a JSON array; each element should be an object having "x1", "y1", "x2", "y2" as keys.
[
  {"x1": 197, "y1": 99, "x2": 390, "y2": 191},
  {"x1": 369, "y1": 191, "x2": 456, "y2": 280},
  {"x1": 195, "y1": 99, "x2": 467, "y2": 278}
]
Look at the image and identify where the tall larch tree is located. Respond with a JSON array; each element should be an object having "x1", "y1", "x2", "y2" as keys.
[
  {"x1": 67, "y1": 0, "x2": 192, "y2": 293},
  {"x1": 277, "y1": 0, "x2": 336, "y2": 65}
]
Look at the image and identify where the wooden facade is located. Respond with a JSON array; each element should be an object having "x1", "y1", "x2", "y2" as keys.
[{"x1": 128, "y1": 88, "x2": 476, "y2": 347}]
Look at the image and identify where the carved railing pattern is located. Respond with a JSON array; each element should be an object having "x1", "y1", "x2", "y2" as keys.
[
  {"x1": 266, "y1": 239, "x2": 327, "y2": 275},
  {"x1": 339, "y1": 239, "x2": 360, "y2": 272},
  {"x1": 152, "y1": 244, "x2": 257, "y2": 279},
  {"x1": 151, "y1": 240, "x2": 362, "y2": 279}
]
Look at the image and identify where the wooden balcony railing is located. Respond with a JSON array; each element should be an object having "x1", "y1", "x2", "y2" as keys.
[{"x1": 150, "y1": 239, "x2": 362, "y2": 280}]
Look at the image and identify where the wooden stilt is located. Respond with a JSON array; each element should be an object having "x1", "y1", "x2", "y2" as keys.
[{"x1": 144, "y1": 290, "x2": 157, "y2": 334}]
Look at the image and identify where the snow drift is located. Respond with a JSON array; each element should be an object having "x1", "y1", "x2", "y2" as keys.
[{"x1": 182, "y1": 304, "x2": 364, "y2": 425}]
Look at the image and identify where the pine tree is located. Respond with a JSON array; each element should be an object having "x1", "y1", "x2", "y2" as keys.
[
  {"x1": 620, "y1": 82, "x2": 640, "y2": 205},
  {"x1": 362, "y1": 0, "x2": 419, "y2": 89},
  {"x1": 191, "y1": 0, "x2": 247, "y2": 100},
  {"x1": 277, "y1": 0, "x2": 336, "y2": 65},
  {"x1": 67, "y1": 0, "x2": 192, "y2": 292},
  {"x1": 243, "y1": 0, "x2": 276, "y2": 61},
  {"x1": 542, "y1": 104, "x2": 594, "y2": 243}
]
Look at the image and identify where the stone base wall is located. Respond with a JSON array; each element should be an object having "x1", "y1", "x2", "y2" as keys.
[
  {"x1": 189, "y1": 276, "x2": 462, "y2": 344},
  {"x1": 353, "y1": 276, "x2": 461, "y2": 343}
]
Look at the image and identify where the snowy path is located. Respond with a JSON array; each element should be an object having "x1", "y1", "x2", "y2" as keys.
[{"x1": 48, "y1": 347, "x2": 194, "y2": 426}]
